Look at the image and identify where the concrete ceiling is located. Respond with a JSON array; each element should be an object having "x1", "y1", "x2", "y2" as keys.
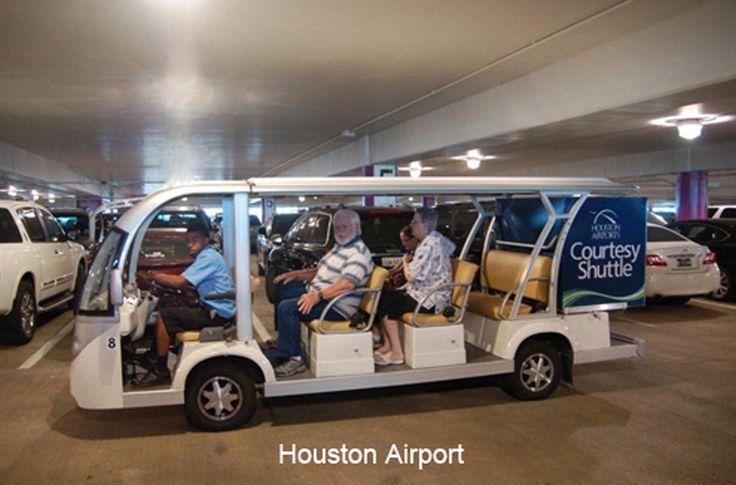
[{"x1": 0, "y1": 0, "x2": 733, "y2": 202}]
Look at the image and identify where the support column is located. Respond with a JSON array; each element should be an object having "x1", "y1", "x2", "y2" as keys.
[
  {"x1": 363, "y1": 165, "x2": 374, "y2": 207},
  {"x1": 676, "y1": 171, "x2": 708, "y2": 221},
  {"x1": 422, "y1": 197, "x2": 436, "y2": 208}
]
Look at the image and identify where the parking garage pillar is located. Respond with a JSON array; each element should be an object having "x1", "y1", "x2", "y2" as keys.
[
  {"x1": 676, "y1": 171, "x2": 708, "y2": 221},
  {"x1": 363, "y1": 166, "x2": 374, "y2": 206},
  {"x1": 423, "y1": 196, "x2": 436, "y2": 208}
]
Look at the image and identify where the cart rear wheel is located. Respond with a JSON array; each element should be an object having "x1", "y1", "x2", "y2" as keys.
[
  {"x1": 185, "y1": 361, "x2": 257, "y2": 431},
  {"x1": 503, "y1": 340, "x2": 561, "y2": 400}
]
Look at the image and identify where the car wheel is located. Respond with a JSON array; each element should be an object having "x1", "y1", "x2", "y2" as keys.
[
  {"x1": 265, "y1": 266, "x2": 277, "y2": 304},
  {"x1": 710, "y1": 266, "x2": 732, "y2": 301},
  {"x1": 71, "y1": 262, "x2": 86, "y2": 310},
  {"x1": 1, "y1": 281, "x2": 37, "y2": 345},
  {"x1": 503, "y1": 340, "x2": 561, "y2": 401},
  {"x1": 185, "y1": 361, "x2": 257, "y2": 432}
]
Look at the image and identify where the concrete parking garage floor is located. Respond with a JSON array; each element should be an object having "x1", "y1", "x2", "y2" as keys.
[{"x1": 1, "y1": 277, "x2": 735, "y2": 484}]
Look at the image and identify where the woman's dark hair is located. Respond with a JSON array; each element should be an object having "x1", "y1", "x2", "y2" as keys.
[{"x1": 400, "y1": 225, "x2": 414, "y2": 239}]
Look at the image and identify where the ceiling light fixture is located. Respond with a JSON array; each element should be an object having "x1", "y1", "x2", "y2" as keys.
[
  {"x1": 298, "y1": 196, "x2": 306, "y2": 202},
  {"x1": 650, "y1": 113, "x2": 734, "y2": 140},
  {"x1": 452, "y1": 149, "x2": 496, "y2": 170},
  {"x1": 397, "y1": 160, "x2": 433, "y2": 178},
  {"x1": 8, "y1": 185, "x2": 17, "y2": 197}
]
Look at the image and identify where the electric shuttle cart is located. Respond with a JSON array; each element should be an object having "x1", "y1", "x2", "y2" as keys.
[{"x1": 71, "y1": 177, "x2": 645, "y2": 431}]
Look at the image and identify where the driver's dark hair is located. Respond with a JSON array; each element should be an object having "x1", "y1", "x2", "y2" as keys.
[{"x1": 187, "y1": 222, "x2": 210, "y2": 238}]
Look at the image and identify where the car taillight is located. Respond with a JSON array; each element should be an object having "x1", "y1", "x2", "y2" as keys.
[
  {"x1": 646, "y1": 254, "x2": 668, "y2": 267},
  {"x1": 703, "y1": 251, "x2": 717, "y2": 265}
]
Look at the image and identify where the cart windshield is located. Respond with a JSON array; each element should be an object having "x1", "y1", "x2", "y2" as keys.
[{"x1": 78, "y1": 229, "x2": 126, "y2": 315}]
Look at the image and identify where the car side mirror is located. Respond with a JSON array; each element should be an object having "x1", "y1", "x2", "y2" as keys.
[
  {"x1": 270, "y1": 234, "x2": 283, "y2": 245},
  {"x1": 110, "y1": 269, "x2": 124, "y2": 306}
]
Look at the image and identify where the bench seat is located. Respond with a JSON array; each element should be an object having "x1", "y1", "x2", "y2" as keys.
[{"x1": 467, "y1": 292, "x2": 532, "y2": 320}]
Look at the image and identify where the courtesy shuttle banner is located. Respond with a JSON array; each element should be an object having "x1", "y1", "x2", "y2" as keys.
[{"x1": 558, "y1": 197, "x2": 646, "y2": 311}]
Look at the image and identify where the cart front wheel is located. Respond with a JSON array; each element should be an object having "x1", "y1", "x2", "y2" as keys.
[{"x1": 185, "y1": 361, "x2": 257, "y2": 431}]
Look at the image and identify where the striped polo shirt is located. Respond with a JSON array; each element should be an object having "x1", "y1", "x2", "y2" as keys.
[{"x1": 308, "y1": 237, "x2": 374, "y2": 318}]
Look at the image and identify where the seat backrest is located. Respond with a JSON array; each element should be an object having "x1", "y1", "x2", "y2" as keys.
[
  {"x1": 359, "y1": 267, "x2": 389, "y2": 314},
  {"x1": 451, "y1": 260, "x2": 479, "y2": 307},
  {"x1": 484, "y1": 250, "x2": 551, "y2": 303}
]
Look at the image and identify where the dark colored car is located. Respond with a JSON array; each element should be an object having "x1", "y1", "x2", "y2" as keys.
[
  {"x1": 436, "y1": 201, "x2": 494, "y2": 266},
  {"x1": 249, "y1": 215, "x2": 262, "y2": 251},
  {"x1": 256, "y1": 213, "x2": 301, "y2": 276},
  {"x1": 51, "y1": 208, "x2": 91, "y2": 246},
  {"x1": 265, "y1": 207, "x2": 414, "y2": 302},
  {"x1": 137, "y1": 205, "x2": 214, "y2": 274},
  {"x1": 668, "y1": 219, "x2": 736, "y2": 300}
]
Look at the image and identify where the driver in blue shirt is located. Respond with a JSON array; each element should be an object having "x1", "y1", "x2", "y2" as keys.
[{"x1": 134, "y1": 222, "x2": 235, "y2": 386}]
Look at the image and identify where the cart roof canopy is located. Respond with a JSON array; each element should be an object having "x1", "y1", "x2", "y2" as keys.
[{"x1": 114, "y1": 176, "x2": 637, "y2": 234}]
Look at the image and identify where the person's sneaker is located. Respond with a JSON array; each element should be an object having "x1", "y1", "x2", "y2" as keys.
[
  {"x1": 275, "y1": 357, "x2": 306, "y2": 377},
  {"x1": 131, "y1": 367, "x2": 171, "y2": 387}
]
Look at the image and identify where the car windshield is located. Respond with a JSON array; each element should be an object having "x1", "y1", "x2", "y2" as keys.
[
  {"x1": 272, "y1": 214, "x2": 299, "y2": 235},
  {"x1": 359, "y1": 211, "x2": 413, "y2": 249},
  {"x1": 150, "y1": 211, "x2": 205, "y2": 229},
  {"x1": 79, "y1": 230, "x2": 125, "y2": 314},
  {"x1": 55, "y1": 214, "x2": 90, "y2": 237},
  {"x1": 647, "y1": 226, "x2": 689, "y2": 242},
  {"x1": 707, "y1": 208, "x2": 717, "y2": 218},
  {"x1": 141, "y1": 236, "x2": 191, "y2": 260}
]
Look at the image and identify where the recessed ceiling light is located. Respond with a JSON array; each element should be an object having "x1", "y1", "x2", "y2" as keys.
[
  {"x1": 298, "y1": 196, "x2": 306, "y2": 202},
  {"x1": 650, "y1": 113, "x2": 734, "y2": 140},
  {"x1": 452, "y1": 149, "x2": 496, "y2": 170},
  {"x1": 397, "y1": 160, "x2": 434, "y2": 178}
]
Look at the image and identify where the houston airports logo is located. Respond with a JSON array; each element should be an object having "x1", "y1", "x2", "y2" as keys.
[{"x1": 590, "y1": 209, "x2": 621, "y2": 241}]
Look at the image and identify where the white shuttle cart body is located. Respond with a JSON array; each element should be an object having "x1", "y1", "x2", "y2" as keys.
[{"x1": 71, "y1": 177, "x2": 645, "y2": 431}]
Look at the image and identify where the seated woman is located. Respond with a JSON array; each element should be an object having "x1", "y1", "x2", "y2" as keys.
[
  {"x1": 374, "y1": 208, "x2": 455, "y2": 366},
  {"x1": 372, "y1": 225, "x2": 418, "y2": 348}
]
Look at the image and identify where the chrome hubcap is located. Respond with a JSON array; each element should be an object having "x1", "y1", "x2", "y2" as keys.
[
  {"x1": 713, "y1": 270, "x2": 729, "y2": 299},
  {"x1": 198, "y1": 376, "x2": 243, "y2": 421},
  {"x1": 20, "y1": 293, "x2": 34, "y2": 335},
  {"x1": 520, "y1": 353, "x2": 553, "y2": 393}
]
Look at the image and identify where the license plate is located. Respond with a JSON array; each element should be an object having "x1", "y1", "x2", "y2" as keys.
[
  {"x1": 676, "y1": 257, "x2": 692, "y2": 268},
  {"x1": 382, "y1": 256, "x2": 401, "y2": 267}
]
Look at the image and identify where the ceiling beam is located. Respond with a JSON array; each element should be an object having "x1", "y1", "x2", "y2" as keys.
[
  {"x1": 283, "y1": 0, "x2": 736, "y2": 177},
  {"x1": 0, "y1": 142, "x2": 104, "y2": 197}
]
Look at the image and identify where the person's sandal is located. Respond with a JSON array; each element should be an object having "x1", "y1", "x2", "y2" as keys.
[{"x1": 374, "y1": 352, "x2": 404, "y2": 366}]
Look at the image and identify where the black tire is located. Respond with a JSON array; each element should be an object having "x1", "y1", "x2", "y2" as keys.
[
  {"x1": 71, "y1": 262, "x2": 86, "y2": 311},
  {"x1": 503, "y1": 340, "x2": 561, "y2": 401},
  {"x1": 265, "y1": 266, "x2": 277, "y2": 304},
  {"x1": 1, "y1": 281, "x2": 37, "y2": 345},
  {"x1": 710, "y1": 266, "x2": 732, "y2": 301},
  {"x1": 185, "y1": 360, "x2": 257, "y2": 432},
  {"x1": 663, "y1": 296, "x2": 691, "y2": 305}
]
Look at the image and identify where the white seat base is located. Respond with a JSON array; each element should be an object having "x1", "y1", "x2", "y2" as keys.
[
  {"x1": 403, "y1": 323, "x2": 466, "y2": 369},
  {"x1": 302, "y1": 326, "x2": 375, "y2": 377}
]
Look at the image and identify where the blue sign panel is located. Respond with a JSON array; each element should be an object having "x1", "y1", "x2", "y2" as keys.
[{"x1": 559, "y1": 197, "x2": 646, "y2": 311}]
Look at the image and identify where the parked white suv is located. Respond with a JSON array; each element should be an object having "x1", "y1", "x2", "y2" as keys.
[
  {"x1": 0, "y1": 200, "x2": 86, "y2": 344},
  {"x1": 708, "y1": 205, "x2": 736, "y2": 219}
]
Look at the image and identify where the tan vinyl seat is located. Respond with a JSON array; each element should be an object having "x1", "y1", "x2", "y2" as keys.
[
  {"x1": 400, "y1": 259, "x2": 478, "y2": 326},
  {"x1": 467, "y1": 249, "x2": 551, "y2": 320},
  {"x1": 308, "y1": 267, "x2": 389, "y2": 333}
]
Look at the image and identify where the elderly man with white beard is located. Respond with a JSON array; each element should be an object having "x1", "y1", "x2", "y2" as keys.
[{"x1": 266, "y1": 209, "x2": 374, "y2": 377}]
